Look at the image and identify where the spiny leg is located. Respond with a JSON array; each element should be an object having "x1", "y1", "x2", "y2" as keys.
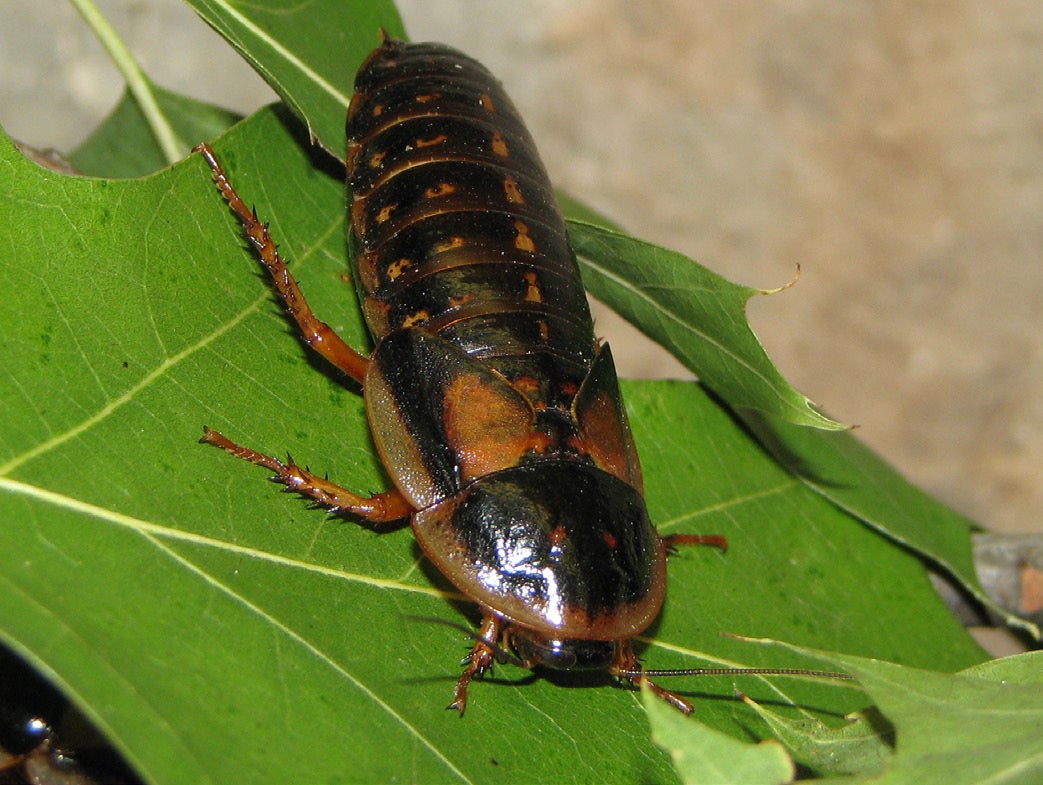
[
  {"x1": 610, "y1": 640, "x2": 694, "y2": 716},
  {"x1": 448, "y1": 612, "x2": 502, "y2": 716},
  {"x1": 201, "y1": 427, "x2": 412, "y2": 524},
  {"x1": 195, "y1": 146, "x2": 401, "y2": 522},
  {"x1": 194, "y1": 142, "x2": 370, "y2": 384}
]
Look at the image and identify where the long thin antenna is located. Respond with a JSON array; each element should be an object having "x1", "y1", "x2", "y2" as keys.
[
  {"x1": 410, "y1": 616, "x2": 854, "y2": 682},
  {"x1": 616, "y1": 666, "x2": 854, "y2": 680}
]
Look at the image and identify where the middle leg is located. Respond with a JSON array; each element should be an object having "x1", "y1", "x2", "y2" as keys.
[{"x1": 201, "y1": 426, "x2": 412, "y2": 524}]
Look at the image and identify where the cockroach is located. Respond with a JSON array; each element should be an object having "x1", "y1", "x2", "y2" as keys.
[{"x1": 197, "y1": 36, "x2": 848, "y2": 715}]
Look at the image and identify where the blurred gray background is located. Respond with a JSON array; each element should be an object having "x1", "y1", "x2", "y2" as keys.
[{"x1": 2, "y1": 1, "x2": 1039, "y2": 537}]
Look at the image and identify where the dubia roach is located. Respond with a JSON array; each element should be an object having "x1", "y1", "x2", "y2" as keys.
[{"x1": 197, "y1": 36, "x2": 829, "y2": 715}]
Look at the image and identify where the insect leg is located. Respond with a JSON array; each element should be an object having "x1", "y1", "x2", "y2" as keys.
[
  {"x1": 447, "y1": 612, "x2": 501, "y2": 716},
  {"x1": 662, "y1": 533, "x2": 728, "y2": 552},
  {"x1": 195, "y1": 143, "x2": 370, "y2": 384},
  {"x1": 201, "y1": 427, "x2": 412, "y2": 524},
  {"x1": 609, "y1": 640, "x2": 694, "y2": 716}
]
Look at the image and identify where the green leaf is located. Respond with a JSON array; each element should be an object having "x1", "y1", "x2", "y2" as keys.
[
  {"x1": 643, "y1": 685, "x2": 795, "y2": 785},
  {"x1": 741, "y1": 702, "x2": 891, "y2": 777},
  {"x1": 764, "y1": 645, "x2": 1043, "y2": 784},
  {"x1": 4, "y1": 4, "x2": 1023, "y2": 783},
  {"x1": 741, "y1": 413, "x2": 1039, "y2": 638},
  {"x1": 0, "y1": 105, "x2": 987, "y2": 785},
  {"x1": 567, "y1": 221, "x2": 844, "y2": 431},
  {"x1": 70, "y1": 84, "x2": 242, "y2": 177},
  {"x1": 184, "y1": 0, "x2": 406, "y2": 156}
]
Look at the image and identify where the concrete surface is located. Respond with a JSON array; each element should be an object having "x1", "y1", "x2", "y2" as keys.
[{"x1": 2, "y1": 0, "x2": 1039, "y2": 536}]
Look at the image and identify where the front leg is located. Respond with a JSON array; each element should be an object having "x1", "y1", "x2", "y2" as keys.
[
  {"x1": 609, "y1": 640, "x2": 694, "y2": 716},
  {"x1": 447, "y1": 612, "x2": 502, "y2": 716},
  {"x1": 201, "y1": 427, "x2": 412, "y2": 524}
]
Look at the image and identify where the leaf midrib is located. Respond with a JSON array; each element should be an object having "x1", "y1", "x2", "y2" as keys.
[
  {"x1": 199, "y1": 0, "x2": 352, "y2": 109},
  {"x1": 0, "y1": 475, "x2": 454, "y2": 600}
]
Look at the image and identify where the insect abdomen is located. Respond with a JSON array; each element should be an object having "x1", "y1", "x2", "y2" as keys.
[{"x1": 347, "y1": 39, "x2": 595, "y2": 407}]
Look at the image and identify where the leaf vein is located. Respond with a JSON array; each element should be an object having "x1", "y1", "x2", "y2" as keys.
[
  {"x1": 0, "y1": 476, "x2": 461, "y2": 602},
  {"x1": 140, "y1": 531, "x2": 475, "y2": 783},
  {"x1": 0, "y1": 209, "x2": 344, "y2": 476},
  {"x1": 203, "y1": 0, "x2": 352, "y2": 109},
  {"x1": 656, "y1": 480, "x2": 795, "y2": 531}
]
